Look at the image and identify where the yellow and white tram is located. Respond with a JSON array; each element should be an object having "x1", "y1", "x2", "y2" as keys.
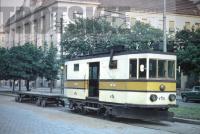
[{"x1": 64, "y1": 49, "x2": 177, "y2": 120}]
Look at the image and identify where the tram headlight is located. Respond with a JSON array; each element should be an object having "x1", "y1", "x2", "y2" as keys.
[
  {"x1": 169, "y1": 94, "x2": 176, "y2": 102},
  {"x1": 150, "y1": 94, "x2": 158, "y2": 102},
  {"x1": 160, "y1": 84, "x2": 166, "y2": 92}
]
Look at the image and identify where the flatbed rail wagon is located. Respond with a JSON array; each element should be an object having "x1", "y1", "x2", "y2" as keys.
[{"x1": 15, "y1": 91, "x2": 65, "y2": 107}]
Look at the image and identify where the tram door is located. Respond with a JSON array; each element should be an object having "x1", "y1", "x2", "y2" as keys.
[{"x1": 89, "y1": 62, "x2": 100, "y2": 97}]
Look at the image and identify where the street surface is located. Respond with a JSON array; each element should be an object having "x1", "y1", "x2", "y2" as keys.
[{"x1": 0, "y1": 95, "x2": 200, "y2": 134}]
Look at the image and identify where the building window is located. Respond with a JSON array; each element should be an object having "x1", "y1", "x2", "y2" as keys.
[
  {"x1": 169, "y1": 21, "x2": 175, "y2": 32},
  {"x1": 112, "y1": 17, "x2": 116, "y2": 23},
  {"x1": 42, "y1": 16, "x2": 46, "y2": 33},
  {"x1": 130, "y1": 59, "x2": 137, "y2": 78},
  {"x1": 74, "y1": 64, "x2": 79, "y2": 71},
  {"x1": 17, "y1": 26, "x2": 21, "y2": 44},
  {"x1": 130, "y1": 17, "x2": 136, "y2": 26},
  {"x1": 142, "y1": 18, "x2": 147, "y2": 24},
  {"x1": 73, "y1": 11, "x2": 83, "y2": 19},
  {"x1": 185, "y1": 22, "x2": 191, "y2": 30},
  {"x1": 25, "y1": 23, "x2": 31, "y2": 42},
  {"x1": 195, "y1": 23, "x2": 200, "y2": 30}
]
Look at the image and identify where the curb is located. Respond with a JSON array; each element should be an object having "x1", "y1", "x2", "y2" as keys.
[
  {"x1": 0, "y1": 92, "x2": 17, "y2": 97},
  {"x1": 173, "y1": 117, "x2": 200, "y2": 125}
]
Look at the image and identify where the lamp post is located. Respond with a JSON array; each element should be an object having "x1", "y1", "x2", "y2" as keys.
[
  {"x1": 163, "y1": 0, "x2": 167, "y2": 52},
  {"x1": 60, "y1": 17, "x2": 64, "y2": 94}
]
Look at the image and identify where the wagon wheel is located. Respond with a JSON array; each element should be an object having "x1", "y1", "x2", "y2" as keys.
[
  {"x1": 81, "y1": 106, "x2": 88, "y2": 115},
  {"x1": 15, "y1": 96, "x2": 19, "y2": 102},
  {"x1": 41, "y1": 100, "x2": 46, "y2": 107},
  {"x1": 60, "y1": 100, "x2": 65, "y2": 107},
  {"x1": 69, "y1": 101, "x2": 74, "y2": 110},
  {"x1": 19, "y1": 97, "x2": 22, "y2": 103},
  {"x1": 56, "y1": 100, "x2": 60, "y2": 107},
  {"x1": 36, "y1": 99, "x2": 41, "y2": 106}
]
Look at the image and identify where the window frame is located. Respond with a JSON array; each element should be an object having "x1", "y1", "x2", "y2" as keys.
[
  {"x1": 74, "y1": 64, "x2": 79, "y2": 71},
  {"x1": 169, "y1": 21, "x2": 175, "y2": 32},
  {"x1": 138, "y1": 58, "x2": 147, "y2": 79},
  {"x1": 148, "y1": 59, "x2": 176, "y2": 80},
  {"x1": 149, "y1": 59, "x2": 158, "y2": 78},
  {"x1": 109, "y1": 60, "x2": 118, "y2": 69},
  {"x1": 129, "y1": 59, "x2": 138, "y2": 79}
]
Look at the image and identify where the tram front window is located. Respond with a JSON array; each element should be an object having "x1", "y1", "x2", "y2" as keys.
[
  {"x1": 149, "y1": 60, "x2": 157, "y2": 78},
  {"x1": 149, "y1": 59, "x2": 175, "y2": 79},
  {"x1": 158, "y1": 60, "x2": 167, "y2": 78},
  {"x1": 168, "y1": 61, "x2": 175, "y2": 78},
  {"x1": 139, "y1": 59, "x2": 146, "y2": 78}
]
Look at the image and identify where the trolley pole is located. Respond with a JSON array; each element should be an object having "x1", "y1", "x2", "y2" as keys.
[
  {"x1": 163, "y1": 0, "x2": 167, "y2": 52},
  {"x1": 60, "y1": 17, "x2": 64, "y2": 94}
]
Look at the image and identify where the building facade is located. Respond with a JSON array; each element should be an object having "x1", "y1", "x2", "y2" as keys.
[
  {"x1": 2, "y1": 0, "x2": 200, "y2": 89},
  {"x1": 0, "y1": 25, "x2": 5, "y2": 47}
]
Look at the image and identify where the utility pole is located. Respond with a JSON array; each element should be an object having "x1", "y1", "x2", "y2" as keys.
[
  {"x1": 163, "y1": 0, "x2": 167, "y2": 52},
  {"x1": 60, "y1": 17, "x2": 64, "y2": 94}
]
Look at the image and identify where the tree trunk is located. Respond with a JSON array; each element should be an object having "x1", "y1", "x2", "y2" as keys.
[
  {"x1": 26, "y1": 80, "x2": 30, "y2": 91},
  {"x1": 12, "y1": 80, "x2": 15, "y2": 92},
  {"x1": 50, "y1": 80, "x2": 53, "y2": 93},
  {"x1": 19, "y1": 79, "x2": 21, "y2": 91}
]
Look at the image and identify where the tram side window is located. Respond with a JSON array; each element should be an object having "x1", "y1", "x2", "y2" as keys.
[
  {"x1": 168, "y1": 61, "x2": 175, "y2": 78},
  {"x1": 149, "y1": 60, "x2": 157, "y2": 78},
  {"x1": 130, "y1": 59, "x2": 137, "y2": 78},
  {"x1": 74, "y1": 64, "x2": 79, "y2": 71},
  {"x1": 139, "y1": 59, "x2": 146, "y2": 78},
  {"x1": 158, "y1": 60, "x2": 167, "y2": 78},
  {"x1": 109, "y1": 60, "x2": 118, "y2": 69}
]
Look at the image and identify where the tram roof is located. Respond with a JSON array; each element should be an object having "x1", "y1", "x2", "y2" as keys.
[{"x1": 67, "y1": 50, "x2": 176, "y2": 61}]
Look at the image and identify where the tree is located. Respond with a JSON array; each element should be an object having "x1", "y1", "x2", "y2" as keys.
[
  {"x1": 0, "y1": 47, "x2": 9, "y2": 81},
  {"x1": 174, "y1": 29, "x2": 200, "y2": 87},
  {"x1": 129, "y1": 21, "x2": 163, "y2": 50},
  {"x1": 8, "y1": 43, "x2": 43, "y2": 91},
  {"x1": 61, "y1": 18, "x2": 164, "y2": 58},
  {"x1": 42, "y1": 42, "x2": 59, "y2": 93}
]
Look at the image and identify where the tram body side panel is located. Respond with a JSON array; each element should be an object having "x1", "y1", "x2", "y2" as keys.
[
  {"x1": 99, "y1": 91, "x2": 176, "y2": 106},
  {"x1": 99, "y1": 81, "x2": 176, "y2": 105},
  {"x1": 64, "y1": 88, "x2": 88, "y2": 100}
]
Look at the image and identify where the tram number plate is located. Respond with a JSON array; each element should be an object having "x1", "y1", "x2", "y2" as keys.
[{"x1": 158, "y1": 96, "x2": 166, "y2": 101}]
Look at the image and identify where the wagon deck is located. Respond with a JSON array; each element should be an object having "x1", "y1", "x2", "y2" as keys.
[{"x1": 15, "y1": 91, "x2": 65, "y2": 107}]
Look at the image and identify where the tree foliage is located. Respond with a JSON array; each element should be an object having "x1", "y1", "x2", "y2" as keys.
[
  {"x1": 0, "y1": 47, "x2": 9, "y2": 80},
  {"x1": 42, "y1": 42, "x2": 59, "y2": 92},
  {"x1": 7, "y1": 43, "x2": 44, "y2": 90},
  {"x1": 61, "y1": 18, "x2": 163, "y2": 58},
  {"x1": 175, "y1": 29, "x2": 200, "y2": 75},
  {"x1": 0, "y1": 42, "x2": 59, "y2": 91}
]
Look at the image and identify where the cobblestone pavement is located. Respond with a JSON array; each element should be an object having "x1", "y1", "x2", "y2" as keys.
[{"x1": 0, "y1": 95, "x2": 200, "y2": 134}]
